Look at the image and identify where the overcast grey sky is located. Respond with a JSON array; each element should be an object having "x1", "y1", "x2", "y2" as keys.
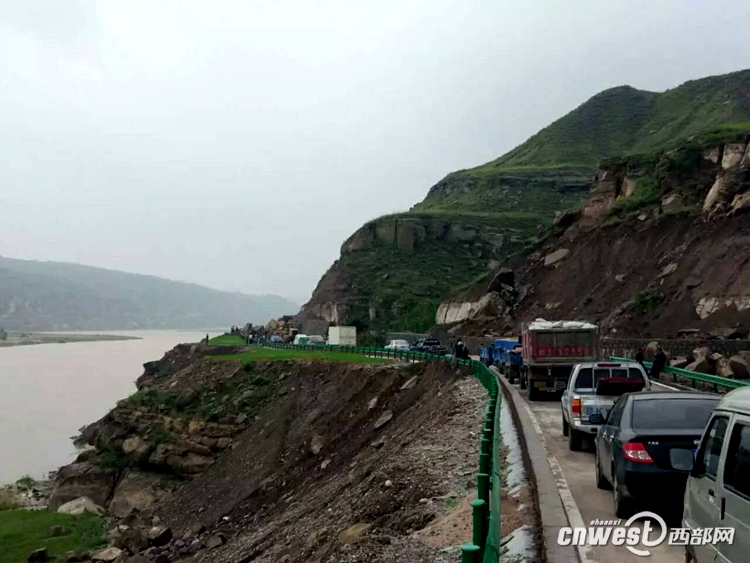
[{"x1": 1, "y1": 1, "x2": 748, "y2": 303}]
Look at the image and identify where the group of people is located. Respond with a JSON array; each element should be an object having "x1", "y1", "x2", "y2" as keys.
[
  {"x1": 635, "y1": 346, "x2": 667, "y2": 379},
  {"x1": 451, "y1": 338, "x2": 471, "y2": 360}
]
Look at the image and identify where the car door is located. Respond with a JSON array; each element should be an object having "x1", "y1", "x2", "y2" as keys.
[
  {"x1": 600, "y1": 397, "x2": 625, "y2": 480},
  {"x1": 684, "y1": 413, "x2": 731, "y2": 563},
  {"x1": 716, "y1": 415, "x2": 750, "y2": 562}
]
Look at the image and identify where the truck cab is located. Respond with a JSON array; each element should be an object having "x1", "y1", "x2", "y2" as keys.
[{"x1": 561, "y1": 361, "x2": 650, "y2": 451}]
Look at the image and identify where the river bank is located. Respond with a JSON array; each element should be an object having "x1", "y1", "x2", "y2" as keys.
[
  {"x1": 0, "y1": 330, "x2": 218, "y2": 484},
  {"x1": 0, "y1": 333, "x2": 141, "y2": 348}
]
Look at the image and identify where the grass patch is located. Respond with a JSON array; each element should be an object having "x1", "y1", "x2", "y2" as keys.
[
  {"x1": 207, "y1": 334, "x2": 247, "y2": 346},
  {"x1": 0, "y1": 510, "x2": 106, "y2": 563},
  {"x1": 608, "y1": 176, "x2": 661, "y2": 216},
  {"x1": 631, "y1": 284, "x2": 666, "y2": 313},
  {"x1": 214, "y1": 346, "x2": 389, "y2": 365}
]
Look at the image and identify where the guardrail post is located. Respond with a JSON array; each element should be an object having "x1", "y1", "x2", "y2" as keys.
[
  {"x1": 477, "y1": 472, "x2": 489, "y2": 505},
  {"x1": 471, "y1": 499, "x2": 487, "y2": 557},
  {"x1": 461, "y1": 544, "x2": 481, "y2": 563}
]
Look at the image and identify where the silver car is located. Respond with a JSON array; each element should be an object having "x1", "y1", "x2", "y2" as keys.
[
  {"x1": 684, "y1": 386, "x2": 750, "y2": 563},
  {"x1": 561, "y1": 361, "x2": 650, "y2": 451}
]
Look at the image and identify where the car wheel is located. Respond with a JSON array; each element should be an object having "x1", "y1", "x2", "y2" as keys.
[
  {"x1": 562, "y1": 415, "x2": 569, "y2": 437},
  {"x1": 595, "y1": 448, "x2": 611, "y2": 490},
  {"x1": 613, "y1": 468, "x2": 633, "y2": 518},
  {"x1": 568, "y1": 428, "x2": 583, "y2": 451}
]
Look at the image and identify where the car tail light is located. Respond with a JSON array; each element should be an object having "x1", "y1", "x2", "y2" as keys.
[
  {"x1": 623, "y1": 442, "x2": 654, "y2": 463},
  {"x1": 571, "y1": 397, "x2": 581, "y2": 418}
]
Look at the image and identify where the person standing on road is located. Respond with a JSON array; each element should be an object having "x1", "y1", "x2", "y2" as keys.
[
  {"x1": 455, "y1": 339, "x2": 465, "y2": 361},
  {"x1": 205, "y1": 333, "x2": 210, "y2": 346},
  {"x1": 650, "y1": 347, "x2": 667, "y2": 380},
  {"x1": 486, "y1": 343, "x2": 494, "y2": 367},
  {"x1": 635, "y1": 347, "x2": 645, "y2": 368}
]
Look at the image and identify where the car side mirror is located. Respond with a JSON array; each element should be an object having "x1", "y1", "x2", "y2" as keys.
[{"x1": 588, "y1": 413, "x2": 605, "y2": 425}]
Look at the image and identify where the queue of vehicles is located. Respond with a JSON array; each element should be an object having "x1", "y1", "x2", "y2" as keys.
[{"x1": 494, "y1": 318, "x2": 749, "y2": 562}]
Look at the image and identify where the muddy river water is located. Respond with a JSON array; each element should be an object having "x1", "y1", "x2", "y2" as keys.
[{"x1": 0, "y1": 330, "x2": 219, "y2": 484}]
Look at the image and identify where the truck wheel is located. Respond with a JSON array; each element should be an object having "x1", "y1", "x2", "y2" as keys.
[
  {"x1": 562, "y1": 415, "x2": 569, "y2": 437},
  {"x1": 568, "y1": 428, "x2": 583, "y2": 451}
]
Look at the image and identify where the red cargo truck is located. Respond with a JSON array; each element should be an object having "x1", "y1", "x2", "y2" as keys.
[{"x1": 520, "y1": 319, "x2": 599, "y2": 400}]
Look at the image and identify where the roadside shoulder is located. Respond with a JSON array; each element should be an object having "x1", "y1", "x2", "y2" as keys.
[{"x1": 497, "y1": 369, "x2": 583, "y2": 563}]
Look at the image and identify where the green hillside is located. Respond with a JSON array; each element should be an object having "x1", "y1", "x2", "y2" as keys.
[
  {"x1": 0, "y1": 256, "x2": 297, "y2": 331},
  {"x1": 304, "y1": 69, "x2": 750, "y2": 337}
]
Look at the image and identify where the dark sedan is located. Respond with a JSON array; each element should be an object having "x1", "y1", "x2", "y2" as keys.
[
  {"x1": 410, "y1": 338, "x2": 447, "y2": 355},
  {"x1": 592, "y1": 391, "x2": 721, "y2": 518}
]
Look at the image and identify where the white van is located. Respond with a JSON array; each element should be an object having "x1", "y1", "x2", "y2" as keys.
[{"x1": 684, "y1": 386, "x2": 750, "y2": 563}]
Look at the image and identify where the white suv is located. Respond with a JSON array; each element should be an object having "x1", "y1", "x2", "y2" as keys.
[{"x1": 561, "y1": 361, "x2": 650, "y2": 451}]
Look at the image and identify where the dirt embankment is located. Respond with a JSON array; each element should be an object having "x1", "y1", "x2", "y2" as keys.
[
  {"x1": 161, "y1": 359, "x2": 484, "y2": 563},
  {"x1": 50, "y1": 345, "x2": 495, "y2": 562},
  {"x1": 514, "y1": 214, "x2": 750, "y2": 338},
  {"x1": 441, "y1": 141, "x2": 750, "y2": 340}
]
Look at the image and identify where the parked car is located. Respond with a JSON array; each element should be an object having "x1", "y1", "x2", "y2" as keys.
[
  {"x1": 307, "y1": 335, "x2": 326, "y2": 345},
  {"x1": 384, "y1": 339, "x2": 410, "y2": 351},
  {"x1": 270, "y1": 335, "x2": 283, "y2": 343},
  {"x1": 562, "y1": 361, "x2": 650, "y2": 451},
  {"x1": 684, "y1": 386, "x2": 750, "y2": 563},
  {"x1": 592, "y1": 391, "x2": 721, "y2": 518},
  {"x1": 410, "y1": 337, "x2": 447, "y2": 355}
]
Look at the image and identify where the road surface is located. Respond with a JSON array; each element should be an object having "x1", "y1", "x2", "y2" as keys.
[{"x1": 508, "y1": 374, "x2": 685, "y2": 563}]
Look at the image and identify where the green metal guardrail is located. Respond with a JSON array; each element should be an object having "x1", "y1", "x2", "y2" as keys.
[
  {"x1": 259, "y1": 341, "x2": 501, "y2": 563},
  {"x1": 610, "y1": 356, "x2": 750, "y2": 392}
]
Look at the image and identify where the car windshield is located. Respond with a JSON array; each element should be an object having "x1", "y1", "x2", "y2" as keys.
[
  {"x1": 632, "y1": 398, "x2": 720, "y2": 430},
  {"x1": 574, "y1": 366, "x2": 644, "y2": 391}
]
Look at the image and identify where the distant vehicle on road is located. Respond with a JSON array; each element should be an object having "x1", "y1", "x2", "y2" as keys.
[
  {"x1": 684, "y1": 386, "x2": 750, "y2": 563},
  {"x1": 410, "y1": 337, "x2": 447, "y2": 355},
  {"x1": 293, "y1": 334, "x2": 309, "y2": 345},
  {"x1": 307, "y1": 335, "x2": 326, "y2": 345},
  {"x1": 481, "y1": 339, "x2": 524, "y2": 383},
  {"x1": 520, "y1": 319, "x2": 599, "y2": 401},
  {"x1": 328, "y1": 326, "x2": 357, "y2": 346},
  {"x1": 385, "y1": 339, "x2": 410, "y2": 351},
  {"x1": 562, "y1": 362, "x2": 650, "y2": 451},
  {"x1": 270, "y1": 335, "x2": 283, "y2": 343},
  {"x1": 592, "y1": 391, "x2": 721, "y2": 519}
]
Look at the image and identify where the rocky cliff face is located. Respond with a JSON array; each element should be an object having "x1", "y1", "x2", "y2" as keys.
[
  {"x1": 49, "y1": 344, "x2": 275, "y2": 516},
  {"x1": 438, "y1": 137, "x2": 750, "y2": 339},
  {"x1": 299, "y1": 212, "x2": 530, "y2": 334}
]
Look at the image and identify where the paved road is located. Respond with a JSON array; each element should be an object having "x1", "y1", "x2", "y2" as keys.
[{"x1": 511, "y1": 377, "x2": 685, "y2": 563}]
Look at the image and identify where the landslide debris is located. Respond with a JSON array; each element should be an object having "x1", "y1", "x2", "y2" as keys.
[{"x1": 49, "y1": 344, "x2": 488, "y2": 562}]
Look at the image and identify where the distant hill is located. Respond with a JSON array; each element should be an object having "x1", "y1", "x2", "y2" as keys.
[
  {"x1": 0, "y1": 256, "x2": 298, "y2": 331},
  {"x1": 417, "y1": 69, "x2": 750, "y2": 213},
  {"x1": 301, "y1": 69, "x2": 750, "y2": 336}
]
